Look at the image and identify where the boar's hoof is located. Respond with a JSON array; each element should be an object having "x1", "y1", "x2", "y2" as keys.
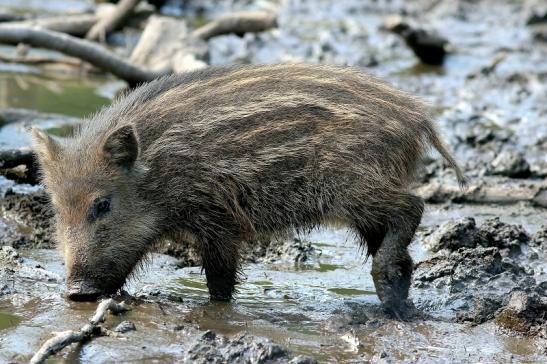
[
  {"x1": 67, "y1": 281, "x2": 102, "y2": 302},
  {"x1": 383, "y1": 299, "x2": 415, "y2": 320},
  {"x1": 209, "y1": 293, "x2": 232, "y2": 302}
]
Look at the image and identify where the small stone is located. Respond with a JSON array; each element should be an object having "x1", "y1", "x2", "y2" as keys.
[
  {"x1": 488, "y1": 150, "x2": 531, "y2": 178},
  {"x1": 506, "y1": 291, "x2": 530, "y2": 313},
  {"x1": 289, "y1": 355, "x2": 319, "y2": 364},
  {"x1": 114, "y1": 320, "x2": 136, "y2": 333},
  {"x1": 495, "y1": 290, "x2": 547, "y2": 336},
  {"x1": 200, "y1": 330, "x2": 216, "y2": 341}
]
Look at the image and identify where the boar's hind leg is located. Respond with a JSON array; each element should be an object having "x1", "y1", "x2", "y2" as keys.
[
  {"x1": 199, "y1": 237, "x2": 241, "y2": 301},
  {"x1": 358, "y1": 193, "x2": 424, "y2": 316}
]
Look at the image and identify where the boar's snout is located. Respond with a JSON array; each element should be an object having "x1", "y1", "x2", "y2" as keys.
[{"x1": 67, "y1": 280, "x2": 102, "y2": 302}]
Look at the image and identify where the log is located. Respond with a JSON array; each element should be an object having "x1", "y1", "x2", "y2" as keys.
[
  {"x1": 86, "y1": 0, "x2": 142, "y2": 41},
  {"x1": 192, "y1": 11, "x2": 277, "y2": 40},
  {"x1": 30, "y1": 299, "x2": 129, "y2": 364},
  {"x1": 0, "y1": 26, "x2": 164, "y2": 86}
]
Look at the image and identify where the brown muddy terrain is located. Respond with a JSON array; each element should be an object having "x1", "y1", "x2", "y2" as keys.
[{"x1": 1, "y1": 0, "x2": 546, "y2": 363}]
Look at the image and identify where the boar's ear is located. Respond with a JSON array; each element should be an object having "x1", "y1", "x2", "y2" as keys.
[
  {"x1": 31, "y1": 127, "x2": 62, "y2": 162},
  {"x1": 102, "y1": 124, "x2": 139, "y2": 171}
]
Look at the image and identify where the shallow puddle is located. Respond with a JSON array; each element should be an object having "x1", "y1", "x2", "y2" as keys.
[
  {"x1": 0, "y1": 71, "x2": 114, "y2": 151},
  {"x1": 0, "y1": 310, "x2": 22, "y2": 331}
]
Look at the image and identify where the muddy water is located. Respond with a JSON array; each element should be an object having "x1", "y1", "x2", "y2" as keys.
[
  {"x1": 0, "y1": 71, "x2": 116, "y2": 152},
  {"x1": 0, "y1": 311, "x2": 22, "y2": 331},
  {"x1": 0, "y1": 204, "x2": 546, "y2": 363},
  {"x1": 0, "y1": 72, "x2": 110, "y2": 118}
]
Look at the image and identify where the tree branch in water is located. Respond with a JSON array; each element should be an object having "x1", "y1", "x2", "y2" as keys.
[
  {"x1": 30, "y1": 299, "x2": 129, "y2": 364},
  {"x1": 0, "y1": 26, "x2": 165, "y2": 86},
  {"x1": 0, "y1": 14, "x2": 99, "y2": 37}
]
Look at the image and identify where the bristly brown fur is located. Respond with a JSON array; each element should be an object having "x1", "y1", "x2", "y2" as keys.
[{"x1": 32, "y1": 64, "x2": 464, "y2": 311}]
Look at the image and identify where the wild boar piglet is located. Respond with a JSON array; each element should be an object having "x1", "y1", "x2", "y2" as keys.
[{"x1": 32, "y1": 64, "x2": 465, "y2": 315}]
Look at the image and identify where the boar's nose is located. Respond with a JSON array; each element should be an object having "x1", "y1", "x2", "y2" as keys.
[{"x1": 67, "y1": 280, "x2": 102, "y2": 302}]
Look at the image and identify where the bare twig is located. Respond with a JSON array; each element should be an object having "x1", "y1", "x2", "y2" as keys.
[
  {"x1": 30, "y1": 299, "x2": 129, "y2": 364},
  {"x1": 192, "y1": 11, "x2": 277, "y2": 40},
  {"x1": 0, "y1": 26, "x2": 164, "y2": 86},
  {"x1": 86, "y1": 0, "x2": 142, "y2": 41}
]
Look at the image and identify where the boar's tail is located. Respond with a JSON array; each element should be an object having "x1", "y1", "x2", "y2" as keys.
[{"x1": 424, "y1": 123, "x2": 467, "y2": 189}]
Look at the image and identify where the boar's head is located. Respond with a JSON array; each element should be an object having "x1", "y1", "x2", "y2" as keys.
[{"x1": 32, "y1": 125, "x2": 159, "y2": 301}]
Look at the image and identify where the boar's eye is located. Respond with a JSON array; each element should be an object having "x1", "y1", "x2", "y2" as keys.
[{"x1": 90, "y1": 196, "x2": 112, "y2": 221}]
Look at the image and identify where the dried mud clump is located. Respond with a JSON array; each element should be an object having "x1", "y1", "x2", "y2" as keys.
[
  {"x1": 249, "y1": 238, "x2": 321, "y2": 265},
  {"x1": 413, "y1": 246, "x2": 533, "y2": 323},
  {"x1": 531, "y1": 226, "x2": 547, "y2": 251},
  {"x1": 0, "y1": 190, "x2": 55, "y2": 249},
  {"x1": 427, "y1": 217, "x2": 529, "y2": 254},
  {"x1": 183, "y1": 330, "x2": 288, "y2": 364},
  {"x1": 415, "y1": 217, "x2": 543, "y2": 325}
]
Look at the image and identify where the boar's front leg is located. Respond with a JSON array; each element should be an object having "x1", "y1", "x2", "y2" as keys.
[
  {"x1": 198, "y1": 233, "x2": 241, "y2": 301},
  {"x1": 367, "y1": 193, "x2": 424, "y2": 316}
]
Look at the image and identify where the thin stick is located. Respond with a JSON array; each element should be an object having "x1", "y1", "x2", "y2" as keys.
[
  {"x1": 0, "y1": 26, "x2": 164, "y2": 86},
  {"x1": 30, "y1": 299, "x2": 129, "y2": 364}
]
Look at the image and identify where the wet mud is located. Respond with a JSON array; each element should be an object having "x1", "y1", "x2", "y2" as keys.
[{"x1": 1, "y1": 0, "x2": 547, "y2": 362}]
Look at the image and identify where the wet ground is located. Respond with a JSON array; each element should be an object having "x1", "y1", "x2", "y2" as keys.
[{"x1": 1, "y1": 0, "x2": 547, "y2": 363}]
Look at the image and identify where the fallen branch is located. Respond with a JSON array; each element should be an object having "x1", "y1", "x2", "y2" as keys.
[
  {"x1": 0, "y1": 14, "x2": 98, "y2": 37},
  {"x1": 192, "y1": 10, "x2": 277, "y2": 40},
  {"x1": 86, "y1": 0, "x2": 142, "y2": 41},
  {"x1": 416, "y1": 179, "x2": 547, "y2": 208},
  {"x1": 30, "y1": 299, "x2": 129, "y2": 364},
  {"x1": 0, "y1": 26, "x2": 164, "y2": 86}
]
